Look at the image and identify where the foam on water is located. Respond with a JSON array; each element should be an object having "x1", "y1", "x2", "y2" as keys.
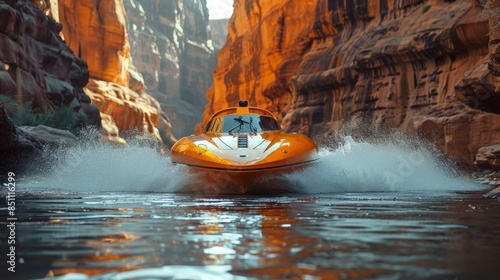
[{"x1": 21, "y1": 135, "x2": 485, "y2": 194}]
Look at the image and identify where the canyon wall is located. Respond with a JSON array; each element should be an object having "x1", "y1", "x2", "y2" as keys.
[
  {"x1": 202, "y1": 0, "x2": 500, "y2": 166},
  {"x1": 0, "y1": 0, "x2": 101, "y2": 170},
  {"x1": 2, "y1": 0, "x2": 217, "y2": 160},
  {"x1": 56, "y1": 0, "x2": 175, "y2": 147},
  {"x1": 124, "y1": 0, "x2": 215, "y2": 137},
  {"x1": 0, "y1": 0, "x2": 97, "y2": 120}
]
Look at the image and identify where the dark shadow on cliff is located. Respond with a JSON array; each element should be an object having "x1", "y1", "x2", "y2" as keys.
[
  {"x1": 0, "y1": 100, "x2": 44, "y2": 175},
  {"x1": 0, "y1": 99, "x2": 104, "y2": 177}
]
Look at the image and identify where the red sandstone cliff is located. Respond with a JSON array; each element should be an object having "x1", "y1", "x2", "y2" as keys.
[
  {"x1": 2, "y1": 0, "x2": 217, "y2": 154},
  {"x1": 56, "y1": 0, "x2": 175, "y2": 147},
  {"x1": 202, "y1": 0, "x2": 500, "y2": 166}
]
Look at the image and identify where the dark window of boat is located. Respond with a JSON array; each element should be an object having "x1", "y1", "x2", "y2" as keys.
[{"x1": 205, "y1": 115, "x2": 282, "y2": 133}]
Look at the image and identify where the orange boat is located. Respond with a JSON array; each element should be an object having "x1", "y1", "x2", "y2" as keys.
[{"x1": 170, "y1": 100, "x2": 318, "y2": 194}]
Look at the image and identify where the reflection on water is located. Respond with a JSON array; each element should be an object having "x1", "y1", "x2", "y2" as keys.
[{"x1": 3, "y1": 191, "x2": 500, "y2": 279}]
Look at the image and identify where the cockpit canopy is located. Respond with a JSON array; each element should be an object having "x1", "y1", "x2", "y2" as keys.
[{"x1": 205, "y1": 114, "x2": 282, "y2": 133}]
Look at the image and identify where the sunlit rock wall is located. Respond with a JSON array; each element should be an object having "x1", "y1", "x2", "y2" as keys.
[
  {"x1": 203, "y1": 0, "x2": 500, "y2": 165},
  {"x1": 0, "y1": 0, "x2": 101, "y2": 169},
  {"x1": 201, "y1": 0, "x2": 320, "y2": 130},
  {"x1": 124, "y1": 0, "x2": 215, "y2": 137},
  {"x1": 57, "y1": 0, "x2": 175, "y2": 146}
]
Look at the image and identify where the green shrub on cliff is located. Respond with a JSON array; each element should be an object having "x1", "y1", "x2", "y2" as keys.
[
  {"x1": 0, "y1": 94, "x2": 18, "y2": 115},
  {"x1": 49, "y1": 106, "x2": 79, "y2": 131},
  {"x1": 0, "y1": 95, "x2": 80, "y2": 132},
  {"x1": 12, "y1": 106, "x2": 53, "y2": 127}
]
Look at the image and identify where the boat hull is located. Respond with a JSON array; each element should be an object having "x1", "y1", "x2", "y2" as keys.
[{"x1": 176, "y1": 159, "x2": 317, "y2": 194}]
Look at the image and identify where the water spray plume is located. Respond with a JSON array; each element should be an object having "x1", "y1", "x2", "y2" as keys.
[
  {"x1": 285, "y1": 136, "x2": 483, "y2": 193},
  {"x1": 20, "y1": 133, "x2": 485, "y2": 194}
]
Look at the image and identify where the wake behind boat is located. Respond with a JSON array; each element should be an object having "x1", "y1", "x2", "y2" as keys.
[{"x1": 171, "y1": 100, "x2": 318, "y2": 193}]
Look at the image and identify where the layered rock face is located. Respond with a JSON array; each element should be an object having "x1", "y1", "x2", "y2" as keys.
[
  {"x1": 203, "y1": 0, "x2": 500, "y2": 165},
  {"x1": 0, "y1": 0, "x2": 96, "y2": 116},
  {"x1": 57, "y1": 0, "x2": 175, "y2": 146},
  {"x1": 0, "y1": 0, "x2": 100, "y2": 170},
  {"x1": 124, "y1": 0, "x2": 215, "y2": 137}
]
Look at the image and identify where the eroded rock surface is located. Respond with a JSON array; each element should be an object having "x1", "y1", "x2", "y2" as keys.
[
  {"x1": 0, "y1": 0, "x2": 100, "y2": 169},
  {"x1": 57, "y1": 0, "x2": 175, "y2": 146},
  {"x1": 0, "y1": 0, "x2": 99, "y2": 120},
  {"x1": 202, "y1": 0, "x2": 500, "y2": 165},
  {"x1": 124, "y1": 0, "x2": 215, "y2": 137},
  {"x1": 476, "y1": 145, "x2": 500, "y2": 169}
]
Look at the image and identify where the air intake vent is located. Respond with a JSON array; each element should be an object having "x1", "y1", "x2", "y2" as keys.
[{"x1": 237, "y1": 135, "x2": 248, "y2": 148}]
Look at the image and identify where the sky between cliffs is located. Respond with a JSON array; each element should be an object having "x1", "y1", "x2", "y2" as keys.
[{"x1": 207, "y1": 0, "x2": 233, "y2": 19}]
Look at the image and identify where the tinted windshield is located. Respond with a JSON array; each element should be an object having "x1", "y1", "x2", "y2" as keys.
[{"x1": 205, "y1": 115, "x2": 281, "y2": 133}]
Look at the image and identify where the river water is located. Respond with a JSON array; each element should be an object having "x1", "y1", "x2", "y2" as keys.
[{"x1": 1, "y1": 137, "x2": 500, "y2": 279}]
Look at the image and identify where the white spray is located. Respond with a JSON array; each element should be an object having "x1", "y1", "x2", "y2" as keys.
[
  {"x1": 284, "y1": 136, "x2": 483, "y2": 193},
  {"x1": 20, "y1": 135, "x2": 484, "y2": 194}
]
